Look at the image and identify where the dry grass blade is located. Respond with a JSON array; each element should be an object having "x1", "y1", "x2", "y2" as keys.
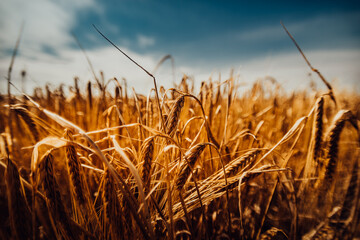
[
  {"x1": 252, "y1": 116, "x2": 308, "y2": 170},
  {"x1": 92, "y1": 24, "x2": 166, "y2": 132},
  {"x1": 31, "y1": 136, "x2": 67, "y2": 175},
  {"x1": 281, "y1": 22, "x2": 337, "y2": 107},
  {"x1": 72, "y1": 33, "x2": 100, "y2": 87},
  {"x1": 152, "y1": 54, "x2": 175, "y2": 83}
]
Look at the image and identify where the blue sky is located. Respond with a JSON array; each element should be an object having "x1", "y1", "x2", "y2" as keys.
[{"x1": 1, "y1": 0, "x2": 360, "y2": 94}]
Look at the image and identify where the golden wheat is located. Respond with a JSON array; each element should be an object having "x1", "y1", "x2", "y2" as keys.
[{"x1": 0, "y1": 65, "x2": 359, "y2": 239}]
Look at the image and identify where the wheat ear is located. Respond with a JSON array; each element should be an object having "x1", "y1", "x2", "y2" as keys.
[
  {"x1": 224, "y1": 149, "x2": 261, "y2": 177},
  {"x1": 42, "y1": 151, "x2": 75, "y2": 239},
  {"x1": 64, "y1": 128, "x2": 85, "y2": 206},
  {"x1": 259, "y1": 227, "x2": 287, "y2": 240},
  {"x1": 175, "y1": 143, "x2": 206, "y2": 190},
  {"x1": 5, "y1": 157, "x2": 32, "y2": 239},
  {"x1": 102, "y1": 168, "x2": 123, "y2": 239},
  {"x1": 165, "y1": 95, "x2": 185, "y2": 137},
  {"x1": 12, "y1": 106, "x2": 39, "y2": 142},
  {"x1": 140, "y1": 136, "x2": 155, "y2": 195},
  {"x1": 313, "y1": 96, "x2": 324, "y2": 165},
  {"x1": 323, "y1": 110, "x2": 352, "y2": 188}
]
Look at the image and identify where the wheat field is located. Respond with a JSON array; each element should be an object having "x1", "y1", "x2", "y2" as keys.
[
  {"x1": 0, "y1": 28, "x2": 360, "y2": 239},
  {"x1": 0, "y1": 70, "x2": 359, "y2": 239}
]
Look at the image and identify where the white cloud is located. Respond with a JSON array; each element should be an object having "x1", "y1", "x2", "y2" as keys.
[
  {"x1": 237, "y1": 49, "x2": 360, "y2": 92},
  {"x1": 0, "y1": 45, "x2": 161, "y2": 94},
  {"x1": 0, "y1": 0, "x2": 162, "y2": 95},
  {"x1": 169, "y1": 48, "x2": 360, "y2": 95},
  {"x1": 0, "y1": 1, "x2": 359, "y2": 96},
  {"x1": 137, "y1": 34, "x2": 156, "y2": 48},
  {"x1": 0, "y1": 0, "x2": 96, "y2": 53},
  {"x1": 1, "y1": 44, "x2": 359, "y2": 96}
]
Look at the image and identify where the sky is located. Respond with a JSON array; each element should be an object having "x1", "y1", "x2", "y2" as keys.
[{"x1": 0, "y1": 0, "x2": 360, "y2": 95}]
